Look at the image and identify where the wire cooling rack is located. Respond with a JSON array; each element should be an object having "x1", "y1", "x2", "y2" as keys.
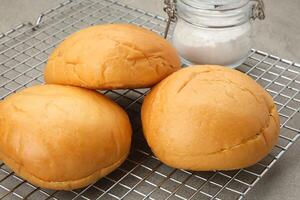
[{"x1": 0, "y1": 0, "x2": 299, "y2": 199}]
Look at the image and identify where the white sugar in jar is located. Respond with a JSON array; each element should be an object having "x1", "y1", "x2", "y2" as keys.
[
  {"x1": 173, "y1": 20, "x2": 252, "y2": 67},
  {"x1": 169, "y1": 0, "x2": 265, "y2": 68}
]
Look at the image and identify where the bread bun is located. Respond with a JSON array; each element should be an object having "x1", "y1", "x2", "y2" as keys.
[
  {"x1": 142, "y1": 65, "x2": 280, "y2": 170},
  {"x1": 44, "y1": 24, "x2": 181, "y2": 89},
  {"x1": 0, "y1": 84, "x2": 131, "y2": 190}
]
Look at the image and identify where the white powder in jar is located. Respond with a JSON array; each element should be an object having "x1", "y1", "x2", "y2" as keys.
[{"x1": 172, "y1": 19, "x2": 253, "y2": 67}]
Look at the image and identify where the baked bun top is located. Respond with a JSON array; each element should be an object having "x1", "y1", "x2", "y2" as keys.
[
  {"x1": 45, "y1": 24, "x2": 181, "y2": 89},
  {"x1": 0, "y1": 84, "x2": 131, "y2": 189},
  {"x1": 142, "y1": 65, "x2": 280, "y2": 170}
]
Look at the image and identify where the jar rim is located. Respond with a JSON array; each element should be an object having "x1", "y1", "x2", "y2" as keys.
[
  {"x1": 177, "y1": 15, "x2": 250, "y2": 29},
  {"x1": 176, "y1": 0, "x2": 253, "y2": 28},
  {"x1": 179, "y1": 0, "x2": 250, "y2": 11}
]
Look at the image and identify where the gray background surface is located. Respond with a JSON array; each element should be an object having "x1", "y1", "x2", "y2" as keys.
[{"x1": 0, "y1": 0, "x2": 300, "y2": 200}]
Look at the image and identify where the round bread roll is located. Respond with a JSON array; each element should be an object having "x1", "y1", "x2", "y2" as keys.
[
  {"x1": 142, "y1": 65, "x2": 280, "y2": 170},
  {"x1": 44, "y1": 24, "x2": 181, "y2": 89},
  {"x1": 0, "y1": 84, "x2": 131, "y2": 190}
]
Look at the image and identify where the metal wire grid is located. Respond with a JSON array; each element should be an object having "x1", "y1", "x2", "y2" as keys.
[{"x1": 0, "y1": 0, "x2": 299, "y2": 199}]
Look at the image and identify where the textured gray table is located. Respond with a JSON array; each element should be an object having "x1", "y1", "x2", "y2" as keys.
[{"x1": 0, "y1": 0, "x2": 299, "y2": 200}]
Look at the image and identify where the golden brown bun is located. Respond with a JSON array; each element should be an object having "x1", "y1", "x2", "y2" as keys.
[
  {"x1": 44, "y1": 24, "x2": 181, "y2": 89},
  {"x1": 142, "y1": 65, "x2": 280, "y2": 171},
  {"x1": 0, "y1": 84, "x2": 131, "y2": 190}
]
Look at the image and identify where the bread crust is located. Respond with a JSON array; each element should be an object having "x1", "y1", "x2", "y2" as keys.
[
  {"x1": 0, "y1": 150, "x2": 128, "y2": 190},
  {"x1": 44, "y1": 24, "x2": 181, "y2": 89},
  {"x1": 142, "y1": 65, "x2": 280, "y2": 170},
  {"x1": 0, "y1": 84, "x2": 132, "y2": 190}
]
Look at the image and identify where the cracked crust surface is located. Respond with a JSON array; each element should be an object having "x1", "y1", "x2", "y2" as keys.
[
  {"x1": 44, "y1": 24, "x2": 181, "y2": 89},
  {"x1": 141, "y1": 65, "x2": 280, "y2": 171},
  {"x1": 0, "y1": 85, "x2": 132, "y2": 190}
]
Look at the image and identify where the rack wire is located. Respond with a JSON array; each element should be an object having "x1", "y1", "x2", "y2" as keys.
[{"x1": 0, "y1": 0, "x2": 299, "y2": 199}]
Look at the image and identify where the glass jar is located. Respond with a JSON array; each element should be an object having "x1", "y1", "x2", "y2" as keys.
[{"x1": 166, "y1": 0, "x2": 265, "y2": 68}]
